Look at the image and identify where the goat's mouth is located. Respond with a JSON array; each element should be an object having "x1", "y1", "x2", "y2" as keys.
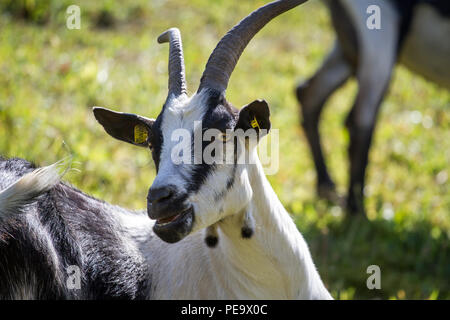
[{"x1": 153, "y1": 206, "x2": 194, "y2": 243}]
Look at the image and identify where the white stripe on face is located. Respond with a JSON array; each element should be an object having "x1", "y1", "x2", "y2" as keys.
[{"x1": 150, "y1": 92, "x2": 210, "y2": 192}]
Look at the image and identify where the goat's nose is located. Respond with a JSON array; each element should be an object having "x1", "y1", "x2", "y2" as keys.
[{"x1": 147, "y1": 186, "x2": 174, "y2": 204}]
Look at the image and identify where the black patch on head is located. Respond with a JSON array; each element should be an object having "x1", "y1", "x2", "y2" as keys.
[
  {"x1": 241, "y1": 226, "x2": 254, "y2": 239},
  {"x1": 205, "y1": 235, "x2": 219, "y2": 248},
  {"x1": 150, "y1": 90, "x2": 239, "y2": 196}
]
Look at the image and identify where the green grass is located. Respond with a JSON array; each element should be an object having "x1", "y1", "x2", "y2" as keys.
[{"x1": 0, "y1": 0, "x2": 449, "y2": 299}]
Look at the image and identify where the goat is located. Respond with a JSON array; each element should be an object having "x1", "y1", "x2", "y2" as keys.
[
  {"x1": 296, "y1": 0, "x2": 450, "y2": 215},
  {"x1": 0, "y1": 0, "x2": 332, "y2": 299}
]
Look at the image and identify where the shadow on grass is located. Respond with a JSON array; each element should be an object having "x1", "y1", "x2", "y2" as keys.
[{"x1": 292, "y1": 201, "x2": 449, "y2": 300}]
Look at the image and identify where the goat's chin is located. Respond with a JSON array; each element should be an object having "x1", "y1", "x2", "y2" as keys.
[{"x1": 153, "y1": 207, "x2": 195, "y2": 243}]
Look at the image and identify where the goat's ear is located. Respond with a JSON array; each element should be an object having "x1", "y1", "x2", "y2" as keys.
[
  {"x1": 93, "y1": 107, "x2": 155, "y2": 147},
  {"x1": 235, "y1": 99, "x2": 271, "y2": 137}
]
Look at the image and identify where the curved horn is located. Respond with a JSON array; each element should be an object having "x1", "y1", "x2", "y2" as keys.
[
  {"x1": 158, "y1": 28, "x2": 187, "y2": 97},
  {"x1": 198, "y1": 0, "x2": 307, "y2": 94}
]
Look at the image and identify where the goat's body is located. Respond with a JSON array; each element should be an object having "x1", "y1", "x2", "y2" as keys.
[
  {"x1": 0, "y1": 157, "x2": 331, "y2": 299},
  {"x1": 297, "y1": 0, "x2": 450, "y2": 214},
  {"x1": 399, "y1": 2, "x2": 450, "y2": 88},
  {"x1": 0, "y1": 158, "x2": 150, "y2": 299}
]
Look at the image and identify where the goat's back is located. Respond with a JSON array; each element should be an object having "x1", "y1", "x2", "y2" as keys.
[{"x1": 0, "y1": 157, "x2": 150, "y2": 299}]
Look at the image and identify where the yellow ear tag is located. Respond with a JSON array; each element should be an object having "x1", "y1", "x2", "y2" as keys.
[
  {"x1": 250, "y1": 116, "x2": 260, "y2": 129},
  {"x1": 134, "y1": 124, "x2": 148, "y2": 144}
]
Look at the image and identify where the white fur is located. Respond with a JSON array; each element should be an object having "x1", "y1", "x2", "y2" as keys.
[
  {"x1": 150, "y1": 93, "x2": 207, "y2": 192},
  {"x1": 0, "y1": 162, "x2": 63, "y2": 220},
  {"x1": 120, "y1": 154, "x2": 332, "y2": 299}
]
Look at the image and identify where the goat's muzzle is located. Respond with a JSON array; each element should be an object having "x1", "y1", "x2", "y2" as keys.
[{"x1": 147, "y1": 186, "x2": 194, "y2": 243}]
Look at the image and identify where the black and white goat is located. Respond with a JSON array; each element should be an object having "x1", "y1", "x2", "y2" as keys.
[
  {"x1": 296, "y1": 0, "x2": 450, "y2": 215},
  {"x1": 0, "y1": 0, "x2": 332, "y2": 299}
]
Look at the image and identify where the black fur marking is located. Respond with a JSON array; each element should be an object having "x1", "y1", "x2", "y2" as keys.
[
  {"x1": 150, "y1": 90, "x2": 239, "y2": 195},
  {"x1": 213, "y1": 164, "x2": 237, "y2": 202},
  {"x1": 329, "y1": 0, "x2": 359, "y2": 69},
  {"x1": 205, "y1": 235, "x2": 219, "y2": 248},
  {"x1": 56, "y1": 185, "x2": 150, "y2": 299},
  {"x1": 241, "y1": 226, "x2": 254, "y2": 239},
  {"x1": 188, "y1": 91, "x2": 238, "y2": 194},
  {"x1": 226, "y1": 165, "x2": 237, "y2": 190},
  {"x1": 0, "y1": 157, "x2": 151, "y2": 299}
]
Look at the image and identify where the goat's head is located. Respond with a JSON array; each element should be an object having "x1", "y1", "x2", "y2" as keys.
[{"x1": 93, "y1": 0, "x2": 307, "y2": 244}]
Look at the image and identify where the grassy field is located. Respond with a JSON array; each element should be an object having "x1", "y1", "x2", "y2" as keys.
[{"x1": 0, "y1": 0, "x2": 449, "y2": 299}]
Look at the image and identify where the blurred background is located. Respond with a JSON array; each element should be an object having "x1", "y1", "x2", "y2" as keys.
[{"x1": 0, "y1": 0, "x2": 448, "y2": 299}]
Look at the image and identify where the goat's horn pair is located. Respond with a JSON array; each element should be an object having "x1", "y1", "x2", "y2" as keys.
[
  {"x1": 158, "y1": 1, "x2": 307, "y2": 97},
  {"x1": 158, "y1": 28, "x2": 187, "y2": 98},
  {"x1": 198, "y1": 0, "x2": 308, "y2": 94}
]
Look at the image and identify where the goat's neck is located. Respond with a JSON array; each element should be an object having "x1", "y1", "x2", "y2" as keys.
[
  {"x1": 121, "y1": 159, "x2": 331, "y2": 299},
  {"x1": 209, "y1": 160, "x2": 332, "y2": 299}
]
